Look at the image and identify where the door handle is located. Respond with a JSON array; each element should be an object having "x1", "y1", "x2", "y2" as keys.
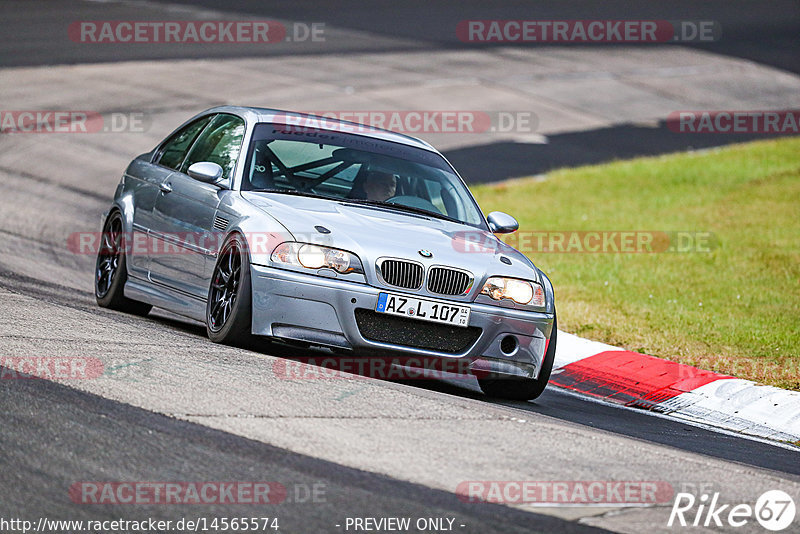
[{"x1": 159, "y1": 182, "x2": 173, "y2": 194}]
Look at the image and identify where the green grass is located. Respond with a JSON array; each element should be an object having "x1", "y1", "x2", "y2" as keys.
[{"x1": 472, "y1": 137, "x2": 800, "y2": 390}]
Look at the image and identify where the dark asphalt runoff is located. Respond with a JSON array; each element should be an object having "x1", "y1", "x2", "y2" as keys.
[
  {"x1": 2, "y1": 1, "x2": 798, "y2": 74},
  {"x1": 1, "y1": 1, "x2": 797, "y2": 182},
  {"x1": 0, "y1": 367, "x2": 612, "y2": 534}
]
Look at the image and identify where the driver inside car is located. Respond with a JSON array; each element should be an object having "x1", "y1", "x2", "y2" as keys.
[{"x1": 362, "y1": 171, "x2": 397, "y2": 201}]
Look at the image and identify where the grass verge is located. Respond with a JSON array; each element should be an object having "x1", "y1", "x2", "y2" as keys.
[{"x1": 472, "y1": 137, "x2": 800, "y2": 390}]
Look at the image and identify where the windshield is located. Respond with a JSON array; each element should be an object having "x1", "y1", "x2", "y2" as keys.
[{"x1": 242, "y1": 123, "x2": 487, "y2": 228}]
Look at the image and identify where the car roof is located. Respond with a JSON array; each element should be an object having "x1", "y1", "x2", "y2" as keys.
[{"x1": 202, "y1": 106, "x2": 438, "y2": 153}]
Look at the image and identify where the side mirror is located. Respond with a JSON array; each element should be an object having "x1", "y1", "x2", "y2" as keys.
[
  {"x1": 187, "y1": 161, "x2": 224, "y2": 184},
  {"x1": 487, "y1": 211, "x2": 519, "y2": 234}
]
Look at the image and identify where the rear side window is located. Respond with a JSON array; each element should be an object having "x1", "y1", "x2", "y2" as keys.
[
  {"x1": 155, "y1": 115, "x2": 214, "y2": 170},
  {"x1": 180, "y1": 114, "x2": 245, "y2": 181}
]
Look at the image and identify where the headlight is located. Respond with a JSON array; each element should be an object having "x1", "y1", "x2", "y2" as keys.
[
  {"x1": 480, "y1": 277, "x2": 545, "y2": 307},
  {"x1": 271, "y1": 242, "x2": 364, "y2": 275}
]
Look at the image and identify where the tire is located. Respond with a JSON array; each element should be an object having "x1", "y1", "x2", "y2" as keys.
[
  {"x1": 206, "y1": 233, "x2": 253, "y2": 346},
  {"x1": 478, "y1": 314, "x2": 557, "y2": 401},
  {"x1": 95, "y1": 211, "x2": 152, "y2": 316}
]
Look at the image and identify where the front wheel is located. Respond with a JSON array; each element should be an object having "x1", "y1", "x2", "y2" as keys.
[
  {"x1": 206, "y1": 233, "x2": 253, "y2": 346},
  {"x1": 95, "y1": 211, "x2": 152, "y2": 316},
  {"x1": 478, "y1": 314, "x2": 557, "y2": 401}
]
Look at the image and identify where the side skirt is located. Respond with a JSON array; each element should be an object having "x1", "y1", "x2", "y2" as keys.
[{"x1": 124, "y1": 275, "x2": 207, "y2": 322}]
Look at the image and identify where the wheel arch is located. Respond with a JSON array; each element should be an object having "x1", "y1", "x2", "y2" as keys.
[
  {"x1": 102, "y1": 201, "x2": 134, "y2": 277},
  {"x1": 538, "y1": 268, "x2": 556, "y2": 316},
  {"x1": 224, "y1": 216, "x2": 292, "y2": 268}
]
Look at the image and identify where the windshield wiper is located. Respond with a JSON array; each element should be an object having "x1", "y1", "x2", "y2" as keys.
[
  {"x1": 249, "y1": 189, "x2": 333, "y2": 201},
  {"x1": 343, "y1": 198, "x2": 458, "y2": 223},
  {"x1": 249, "y1": 190, "x2": 462, "y2": 224}
]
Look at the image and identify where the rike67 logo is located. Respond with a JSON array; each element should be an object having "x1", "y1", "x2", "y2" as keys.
[{"x1": 668, "y1": 490, "x2": 796, "y2": 531}]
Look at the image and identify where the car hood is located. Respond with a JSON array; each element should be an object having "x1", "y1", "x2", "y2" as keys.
[{"x1": 241, "y1": 192, "x2": 541, "y2": 285}]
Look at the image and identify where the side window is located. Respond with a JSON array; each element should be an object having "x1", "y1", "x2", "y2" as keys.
[
  {"x1": 155, "y1": 115, "x2": 214, "y2": 170},
  {"x1": 180, "y1": 114, "x2": 245, "y2": 181}
]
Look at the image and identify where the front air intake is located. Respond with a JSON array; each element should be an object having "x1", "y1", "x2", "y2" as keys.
[
  {"x1": 377, "y1": 259, "x2": 424, "y2": 290},
  {"x1": 427, "y1": 267, "x2": 472, "y2": 296}
]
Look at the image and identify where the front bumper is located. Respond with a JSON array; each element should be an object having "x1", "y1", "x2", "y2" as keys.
[{"x1": 250, "y1": 264, "x2": 554, "y2": 379}]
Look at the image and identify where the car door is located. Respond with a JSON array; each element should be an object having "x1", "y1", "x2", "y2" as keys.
[
  {"x1": 131, "y1": 115, "x2": 215, "y2": 276},
  {"x1": 148, "y1": 114, "x2": 245, "y2": 300}
]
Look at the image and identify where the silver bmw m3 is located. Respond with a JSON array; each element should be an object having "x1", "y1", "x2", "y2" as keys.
[{"x1": 95, "y1": 106, "x2": 557, "y2": 400}]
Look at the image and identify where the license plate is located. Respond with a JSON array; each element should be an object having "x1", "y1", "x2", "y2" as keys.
[{"x1": 375, "y1": 292, "x2": 470, "y2": 327}]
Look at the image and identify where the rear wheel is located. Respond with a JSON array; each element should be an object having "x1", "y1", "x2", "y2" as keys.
[
  {"x1": 478, "y1": 314, "x2": 557, "y2": 401},
  {"x1": 206, "y1": 233, "x2": 253, "y2": 346},
  {"x1": 95, "y1": 211, "x2": 152, "y2": 316}
]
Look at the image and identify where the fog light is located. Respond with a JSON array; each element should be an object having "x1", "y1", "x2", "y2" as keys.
[{"x1": 500, "y1": 335, "x2": 518, "y2": 355}]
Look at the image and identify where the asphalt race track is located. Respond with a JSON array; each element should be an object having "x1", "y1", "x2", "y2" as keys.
[
  {"x1": 0, "y1": 1, "x2": 798, "y2": 533},
  {"x1": 2, "y1": 0, "x2": 799, "y2": 183},
  {"x1": 1, "y1": 273, "x2": 798, "y2": 532},
  {"x1": 0, "y1": 369, "x2": 610, "y2": 534}
]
